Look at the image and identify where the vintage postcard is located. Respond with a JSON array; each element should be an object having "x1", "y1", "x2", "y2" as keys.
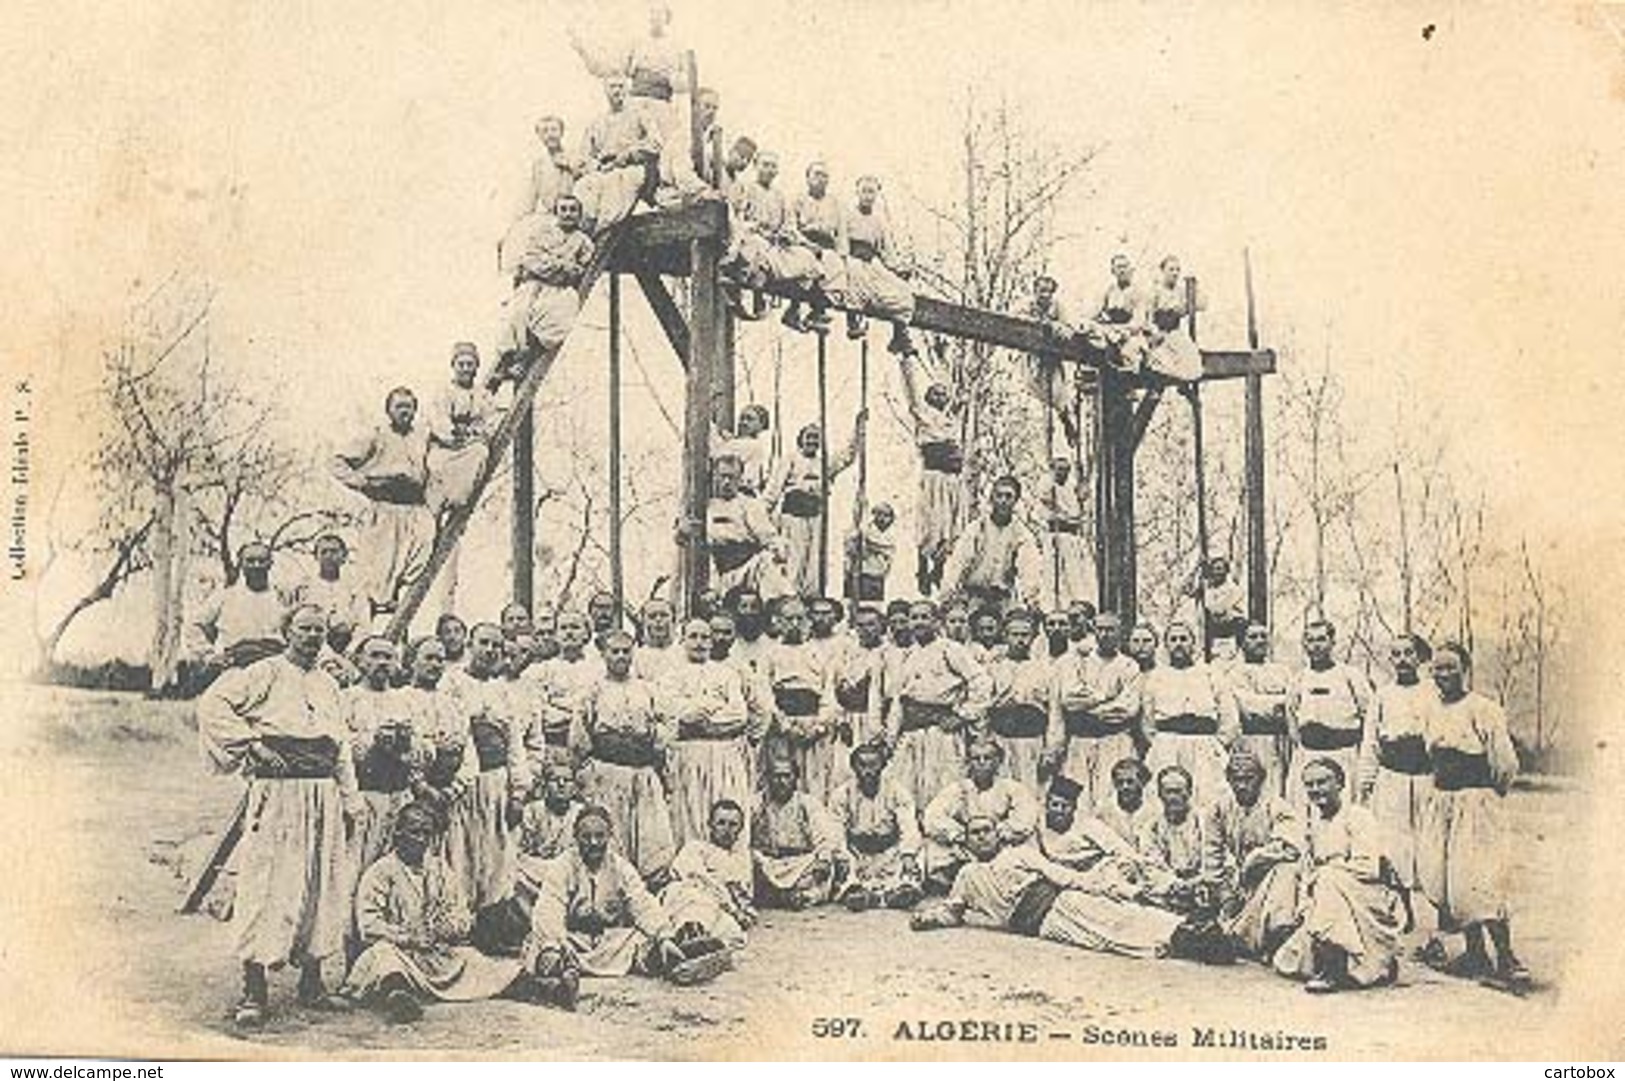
[{"x1": 1, "y1": 0, "x2": 1622, "y2": 1063}]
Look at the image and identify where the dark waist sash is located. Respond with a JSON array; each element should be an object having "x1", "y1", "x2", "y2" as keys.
[
  {"x1": 1048, "y1": 518, "x2": 1083, "y2": 536},
  {"x1": 756, "y1": 840, "x2": 814, "y2": 860},
  {"x1": 898, "y1": 698, "x2": 957, "y2": 734},
  {"x1": 920, "y1": 441, "x2": 964, "y2": 475},
  {"x1": 774, "y1": 684, "x2": 822, "y2": 718},
  {"x1": 1432, "y1": 747, "x2": 1494, "y2": 792},
  {"x1": 1299, "y1": 722, "x2": 1362, "y2": 752},
  {"x1": 711, "y1": 540, "x2": 759, "y2": 575},
  {"x1": 1062, "y1": 709, "x2": 1130, "y2": 739},
  {"x1": 226, "y1": 639, "x2": 286, "y2": 668},
  {"x1": 847, "y1": 825, "x2": 900, "y2": 856},
  {"x1": 591, "y1": 728, "x2": 660, "y2": 769},
  {"x1": 1153, "y1": 713, "x2": 1220, "y2": 737},
  {"x1": 1240, "y1": 712, "x2": 1288, "y2": 736},
  {"x1": 988, "y1": 702, "x2": 1048, "y2": 740},
  {"x1": 629, "y1": 69, "x2": 674, "y2": 101},
  {"x1": 965, "y1": 583, "x2": 1011, "y2": 605},
  {"x1": 780, "y1": 488, "x2": 824, "y2": 518},
  {"x1": 1152, "y1": 308, "x2": 1182, "y2": 332},
  {"x1": 255, "y1": 735, "x2": 340, "y2": 780},
  {"x1": 469, "y1": 718, "x2": 510, "y2": 771},
  {"x1": 854, "y1": 573, "x2": 886, "y2": 602},
  {"x1": 834, "y1": 675, "x2": 872, "y2": 713},
  {"x1": 368, "y1": 476, "x2": 427, "y2": 505},
  {"x1": 1009, "y1": 877, "x2": 1062, "y2": 937},
  {"x1": 849, "y1": 238, "x2": 879, "y2": 262},
  {"x1": 1378, "y1": 734, "x2": 1431, "y2": 776},
  {"x1": 424, "y1": 743, "x2": 466, "y2": 788},
  {"x1": 357, "y1": 729, "x2": 416, "y2": 793},
  {"x1": 802, "y1": 227, "x2": 836, "y2": 250}
]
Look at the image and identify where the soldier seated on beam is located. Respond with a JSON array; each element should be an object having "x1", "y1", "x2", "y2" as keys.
[
  {"x1": 511, "y1": 114, "x2": 586, "y2": 235},
  {"x1": 1143, "y1": 254, "x2": 1204, "y2": 384},
  {"x1": 837, "y1": 175, "x2": 917, "y2": 356},
  {"x1": 491, "y1": 193, "x2": 595, "y2": 392},
  {"x1": 572, "y1": 73, "x2": 663, "y2": 236},
  {"x1": 658, "y1": 86, "x2": 726, "y2": 204},
  {"x1": 1082, "y1": 253, "x2": 1150, "y2": 373},
  {"x1": 567, "y1": 3, "x2": 689, "y2": 175},
  {"x1": 781, "y1": 160, "x2": 845, "y2": 334},
  {"x1": 723, "y1": 150, "x2": 821, "y2": 318}
]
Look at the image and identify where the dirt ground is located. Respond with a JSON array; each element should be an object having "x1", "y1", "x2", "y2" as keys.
[{"x1": 0, "y1": 686, "x2": 1600, "y2": 1060}]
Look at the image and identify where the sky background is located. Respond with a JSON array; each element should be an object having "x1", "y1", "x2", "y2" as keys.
[{"x1": 3, "y1": 0, "x2": 1624, "y2": 662}]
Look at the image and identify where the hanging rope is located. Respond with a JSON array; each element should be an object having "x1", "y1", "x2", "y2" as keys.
[
  {"x1": 1045, "y1": 354, "x2": 1059, "y2": 608},
  {"x1": 772, "y1": 338, "x2": 784, "y2": 468},
  {"x1": 849, "y1": 336, "x2": 870, "y2": 602},
  {"x1": 1074, "y1": 361, "x2": 1087, "y2": 609},
  {"x1": 1186, "y1": 274, "x2": 1212, "y2": 660},
  {"x1": 816, "y1": 330, "x2": 831, "y2": 597}
]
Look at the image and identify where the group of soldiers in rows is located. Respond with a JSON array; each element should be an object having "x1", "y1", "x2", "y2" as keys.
[{"x1": 194, "y1": 563, "x2": 1530, "y2": 1029}]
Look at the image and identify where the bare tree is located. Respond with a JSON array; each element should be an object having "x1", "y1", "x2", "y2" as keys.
[
  {"x1": 906, "y1": 94, "x2": 1101, "y2": 513},
  {"x1": 32, "y1": 472, "x2": 155, "y2": 671},
  {"x1": 90, "y1": 277, "x2": 302, "y2": 692}
]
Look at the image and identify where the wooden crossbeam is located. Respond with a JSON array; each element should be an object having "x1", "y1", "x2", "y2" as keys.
[
  {"x1": 635, "y1": 270, "x2": 691, "y2": 365},
  {"x1": 620, "y1": 200, "x2": 727, "y2": 250},
  {"x1": 910, "y1": 296, "x2": 1274, "y2": 381},
  {"x1": 731, "y1": 280, "x2": 1274, "y2": 382},
  {"x1": 603, "y1": 206, "x2": 1275, "y2": 382},
  {"x1": 384, "y1": 225, "x2": 627, "y2": 640}
]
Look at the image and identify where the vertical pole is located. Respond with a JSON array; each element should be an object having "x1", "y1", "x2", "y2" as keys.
[
  {"x1": 609, "y1": 272, "x2": 625, "y2": 620},
  {"x1": 1093, "y1": 366, "x2": 1113, "y2": 614},
  {"x1": 1045, "y1": 360, "x2": 1059, "y2": 608},
  {"x1": 1074, "y1": 367, "x2": 1088, "y2": 598},
  {"x1": 684, "y1": 235, "x2": 721, "y2": 616},
  {"x1": 512, "y1": 397, "x2": 535, "y2": 611},
  {"x1": 850, "y1": 337, "x2": 869, "y2": 602},
  {"x1": 1111, "y1": 386, "x2": 1138, "y2": 626},
  {"x1": 771, "y1": 340, "x2": 784, "y2": 466},
  {"x1": 816, "y1": 331, "x2": 830, "y2": 597},
  {"x1": 1243, "y1": 249, "x2": 1269, "y2": 624},
  {"x1": 713, "y1": 135, "x2": 737, "y2": 434},
  {"x1": 1187, "y1": 275, "x2": 1211, "y2": 659}
]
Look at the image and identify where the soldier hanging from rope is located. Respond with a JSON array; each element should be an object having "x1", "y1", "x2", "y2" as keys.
[
  {"x1": 898, "y1": 344, "x2": 967, "y2": 596},
  {"x1": 767, "y1": 411, "x2": 867, "y2": 600}
]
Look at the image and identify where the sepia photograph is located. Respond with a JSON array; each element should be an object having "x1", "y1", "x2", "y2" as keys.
[{"x1": 1, "y1": 0, "x2": 1622, "y2": 1063}]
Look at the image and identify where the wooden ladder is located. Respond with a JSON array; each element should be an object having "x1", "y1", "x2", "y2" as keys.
[{"x1": 384, "y1": 224, "x2": 626, "y2": 640}]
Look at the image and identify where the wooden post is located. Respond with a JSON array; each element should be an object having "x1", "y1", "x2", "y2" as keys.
[
  {"x1": 512, "y1": 399, "x2": 535, "y2": 610},
  {"x1": 1111, "y1": 386, "x2": 1138, "y2": 626},
  {"x1": 1074, "y1": 363, "x2": 1089, "y2": 611},
  {"x1": 609, "y1": 272, "x2": 625, "y2": 620},
  {"x1": 1093, "y1": 366, "x2": 1113, "y2": 614},
  {"x1": 848, "y1": 337, "x2": 869, "y2": 602},
  {"x1": 1046, "y1": 358, "x2": 1059, "y2": 606},
  {"x1": 1187, "y1": 275, "x2": 1211, "y2": 659},
  {"x1": 1243, "y1": 249, "x2": 1269, "y2": 624},
  {"x1": 682, "y1": 234, "x2": 722, "y2": 615},
  {"x1": 707, "y1": 121, "x2": 735, "y2": 428},
  {"x1": 816, "y1": 331, "x2": 830, "y2": 597},
  {"x1": 718, "y1": 299, "x2": 737, "y2": 427}
]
